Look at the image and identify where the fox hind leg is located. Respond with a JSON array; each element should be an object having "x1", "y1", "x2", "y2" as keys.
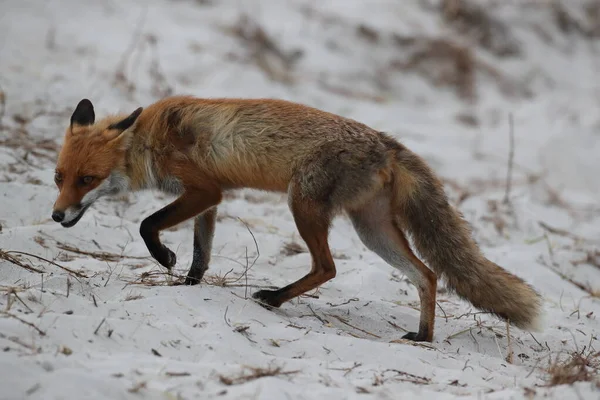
[
  {"x1": 252, "y1": 182, "x2": 336, "y2": 308},
  {"x1": 185, "y1": 206, "x2": 217, "y2": 285},
  {"x1": 348, "y1": 194, "x2": 437, "y2": 342}
]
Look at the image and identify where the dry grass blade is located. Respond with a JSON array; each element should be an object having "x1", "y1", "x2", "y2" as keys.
[
  {"x1": 0, "y1": 250, "x2": 44, "y2": 274},
  {"x1": 317, "y1": 80, "x2": 387, "y2": 103},
  {"x1": 503, "y1": 113, "x2": 515, "y2": 205},
  {"x1": 3, "y1": 250, "x2": 87, "y2": 278},
  {"x1": 539, "y1": 221, "x2": 598, "y2": 244},
  {"x1": 202, "y1": 217, "x2": 261, "y2": 295},
  {"x1": 165, "y1": 371, "x2": 191, "y2": 377},
  {"x1": 4, "y1": 287, "x2": 33, "y2": 313},
  {"x1": 329, "y1": 314, "x2": 381, "y2": 339},
  {"x1": 540, "y1": 258, "x2": 598, "y2": 297},
  {"x1": 388, "y1": 338, "x2": 437, "y2": 350},
  {"x1": 572, "y1": 250, "x2": 600, "y2": 269},
  {"x1": 125, "y1": 270, "x2": 186, "y2": 287},
  {"x1": 281, "y1": 241, "x2": 307, "y2": 256},
  {"x1": 545, "y1": 351, "x2": 600, "y2": 387},
  {"x1": 55, "y1": 241, "x2": 148, "y2": 262},
  {"x1": 218, "y1": 365, "x2": 300, "y2": 386},
  {"x1": 203, "y1": 269, "x2": 236, "y2": 287},
  {"x1": 381, "y1": 368, "x2": 431, "y2": 385},
  {"x1": 0, "y1": 85, "x2": 5, "y2": 126},
  {"x1": 0, "y1": 311, "x2": 46, "y2": 336}
]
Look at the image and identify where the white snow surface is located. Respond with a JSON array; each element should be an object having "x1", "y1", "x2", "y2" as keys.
[{"x1": 1, "y1": 0, "x2": 599, "y2": 399}]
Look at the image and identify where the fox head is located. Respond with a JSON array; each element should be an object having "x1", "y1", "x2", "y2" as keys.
[{"x1": 52, "y1": 99, "x2": 143, "y2": 227}]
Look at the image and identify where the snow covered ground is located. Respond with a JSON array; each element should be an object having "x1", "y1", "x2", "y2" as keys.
[{"x1": 1, "y1": 0, "x2": 599, "y2": 399}]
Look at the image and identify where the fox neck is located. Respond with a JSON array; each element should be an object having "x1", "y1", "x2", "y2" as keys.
[{"x1": 122, "y1": 127, "x2": 173, "y2": 193}]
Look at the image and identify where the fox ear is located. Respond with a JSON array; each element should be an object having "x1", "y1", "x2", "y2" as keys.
[
  {"x1": 107, "y1": 107, "x2": 143, "y2": 132},
  {"x1": 71, "y1": 99, "x2": 95, "y2": 127}
]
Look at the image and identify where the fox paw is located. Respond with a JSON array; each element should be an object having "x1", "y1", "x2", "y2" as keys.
[
  {"x1": 252, "y1": 290, "x2": 283, "y2": 309},
  {"x1": 401, "y1": 331, "x2": 430, "y2": 342},
  {"x1": 184, "y1": 276, "x2": 200, "y2": 285},
  {"x1": 184, "y1": 271, "x2": 204, "y2": 286},
  {"x1": 153, "y1": 246, "x2": 176, "y2": 269},
  {"x1": 184, "y1": 264, "x2": 207, "y2": 286}
]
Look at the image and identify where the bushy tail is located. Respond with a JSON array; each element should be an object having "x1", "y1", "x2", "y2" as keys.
[{"x1": 393, "y1": 147, "x2": 543, "y2": 331}]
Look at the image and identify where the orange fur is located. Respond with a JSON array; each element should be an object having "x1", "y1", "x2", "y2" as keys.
[{"x1": 52, "y1": 96, "x2": 543, "y2": 342}]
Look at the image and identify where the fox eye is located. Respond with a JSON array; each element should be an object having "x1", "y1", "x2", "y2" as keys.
[
  {"x1": 54, "y1": 172, "x2": 63, "y2": 184},
  {"x1": 80, "y1": 176, "x2": 94, "y2": 185}
]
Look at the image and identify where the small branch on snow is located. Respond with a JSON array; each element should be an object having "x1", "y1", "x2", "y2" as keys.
[
  {"x1": 5, "y1": 288, "x2": 34, "y2": 313},
  {"x1": 506, "y1": 319, "x2": 514, "y2": 364},
  {"x1": 329, "y1": 314, "x2": 381, "y2": 339},
  {"x1": 93, "y1": 317, "x2": 106, "y2": 335},
  {"x1": 539, "y1": 221, "x2": 598, "y2": 245},
  {"x1": 223, "y1": 305, "x2": 231, "y2": 327},
  {"x1": 237, "y1": 217, "x2": 260, "y2": 299},
  {"x1": 1, "y1": 250, "x2": 87, "y2": 278},
  {"x1": 328, "y1": 362, "x2": 362, "y2": 377},
  {"x1": 538, "y1": 238, "x2": 599, "y2": 297},
  {"x1": 376, "y1": 369, "x2": 430, "y2": 385},
  {"x1": 0, "y1": 84, "x2": 5, "y2": 127},
  {"x1": 51, "y1": 239, "x2": 148, "y2": 263},
  {"x1": 0, "y1": 250, "x2": 44, "y2": 274},
  {"x1": 0, "y1": 311, "x2": 46, "y2": 336},
  {"x1": 503, "y1": 113, "x2": 515, "y2": 205},
  {"x1": 218, "y1": 364, "x2": 300, "y2": 386}
]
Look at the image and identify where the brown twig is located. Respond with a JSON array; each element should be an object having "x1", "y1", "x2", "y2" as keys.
[
  {"x1": 3, "y1": 250, "x2": 87, "y2": 278},
  {"x1": 306, "y1": 304, "x2": 328, "y2": 325},
  {"x1": 93, "y1": 317, "x2": 106, "y2": 335},
  {"x1": 506, "y1": 319, "x2": 514, "y2": 364},
  {"x1": 317, "y1": 79, "x2": 387, "y2": 103},
  {"x1": 55, "y1": 241, "x2": 148, "y2": 262},
  {"x1": 0, "y1": 250, "x2": 44, "y2": 274},
  {"x1": 538, "y1": 239, "x2": 598, "y2": 297},
  {"x1": 237, "y1": 217, "x2": 260, "y2": 298},
  {"x1": 0, "y1": 311, "x2": 46, "y2": 336},
  {"x1": 330, "y1": 314, "x2": 381, "y2": 339},
  {"x1": 6, "y1": 288, "x2": 33, "y2": 313},
  {"x1": 218, "y1": 364, "x2": 300, "y2": 386},
  {"x1": 542, "y1": 261, "x2": 597, "y2": 297},
  {"x1": 572, "y1": 250, "x2": 600, "y2": 269},
  {"x1": 328, "y1": 362, "x2": 362, "y2": 377},
  {"x1": 0, "y1": 85, "x2": 5, "y2": 127},
  {"x1": 544, "y1": 350, "x2": 600, "y2": 387},
  {"x1": 539, "y1": 221, "x2": 597, "y2": 244},
  {"x1": 381, "y1": 368, "x2": 430, "y2": 385},
  {"x1": 503, "y1": 113, "x2": 515, "y2": 204}
]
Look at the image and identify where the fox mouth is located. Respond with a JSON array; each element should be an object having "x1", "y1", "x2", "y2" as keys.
[{"x1": 61, "y1": 205, "x2": 90, "y2": 228}]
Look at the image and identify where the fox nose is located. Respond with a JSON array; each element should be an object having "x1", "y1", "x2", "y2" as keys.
[{"x1": 52, "y1": 210, "x2": 65, "y2": 222}]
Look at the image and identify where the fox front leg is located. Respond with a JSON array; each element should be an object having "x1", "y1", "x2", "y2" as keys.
[
  {"x1": 139, "y1": 188, "x2": 222, "y2": 270},
  {"x1": 140, "y1": 215, "x2": 177, "y2": 269},
  {"x1": 184, "y1": 206, "x2": 217, "y2": 285}
]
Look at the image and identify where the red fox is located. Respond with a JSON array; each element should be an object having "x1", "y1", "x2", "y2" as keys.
[{"x1": 52, "y1": 96, "x2": 543, "y2": 342}]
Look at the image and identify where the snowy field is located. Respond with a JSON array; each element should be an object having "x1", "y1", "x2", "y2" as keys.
[{"x1": 1, "y1": 0, "x2": 599, "y2": 399}]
